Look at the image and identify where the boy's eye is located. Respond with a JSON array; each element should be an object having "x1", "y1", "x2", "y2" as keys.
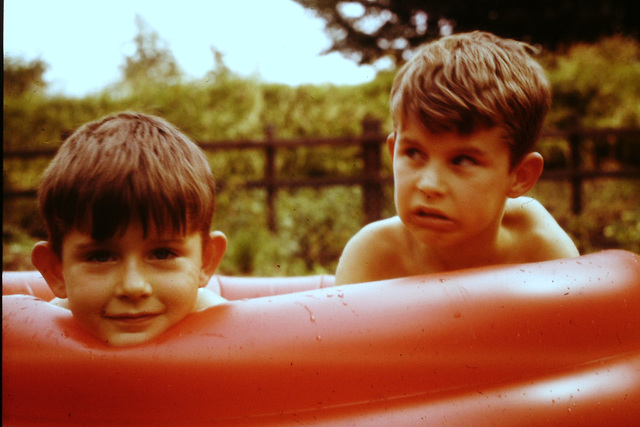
[
  {"x1": 150, "y1": 248, "x2": 177, "y2": 260},
  {"x1": 86, "y1": 250, "x2": 115, "y2": 263},
  {"x1": 452, "y1": 155, "x2": 478, "y2": 166},
  {"x1": 404, "y1": 148, "x2": 424, "y2": 160}
]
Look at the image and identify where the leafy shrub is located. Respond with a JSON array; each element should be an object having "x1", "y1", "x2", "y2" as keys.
[{"x1": 3, "y1": 36, "x2": 639, "y2": 273}]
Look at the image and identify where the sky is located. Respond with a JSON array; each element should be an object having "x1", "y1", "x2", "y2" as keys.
[{"x1": 4, "y1": 0, "x2": 385, "y2": 97}]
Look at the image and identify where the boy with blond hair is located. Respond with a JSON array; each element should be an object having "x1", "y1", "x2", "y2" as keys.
[
  {"x1": 336, "y1": 31, "x2": 579, "y2": 285},
  {"x1": 31, "y1": 112, "x2": 228, "y2": 346}
]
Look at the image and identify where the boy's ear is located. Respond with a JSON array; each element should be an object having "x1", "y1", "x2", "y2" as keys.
[
  {"x1": 507, "y1": 152, "x2": 544, "y2": 198},
  {"x1": 386, "y1": 132, "x2": 396, "y2": 160},
  {"x1": 199, "y1": 231, "x2": 227, "y2": 287},
  {"x1": 31, "y1": 241, "x2": 68, "y2": 298}
]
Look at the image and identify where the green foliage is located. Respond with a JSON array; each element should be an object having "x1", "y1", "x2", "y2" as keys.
[
  {"x1": 537, "y1": 36, "x2": 640, "y2": 169},
  {"x1": 2, "y1": 199, "x2": 44, "y2": 271},
  {"x1": 528, "y1": 179, "x2": 640, "y2": 255},
  {"x1": 3, "y1": 56, "x2": 48, "y2": 97},
  {"x1": 294, "y1": 0, "x2": 640, "y2": 65},
  {"x1": 216, "y1": 186, "x2": 365, "y2": 276},
  {"x1": 118, "y1": 15, "x2": 182, "y2": 93},
  {"x1": 3, "y1": 36, "x2": 640, "y2": 274},
  {"x1": 541, "y1": 35, "x2": 640, "y2": 128},
  {"x1": 274, "y1": 187, "x2": 364, "y2": 274}
]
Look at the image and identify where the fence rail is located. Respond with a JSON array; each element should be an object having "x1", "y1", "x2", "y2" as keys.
[{"x1": 4, "y1": 120, "x2": 640, "y2": 229}]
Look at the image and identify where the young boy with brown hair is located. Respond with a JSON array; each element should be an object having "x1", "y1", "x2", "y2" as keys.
[
  {"x1": 31, "y1": 112, "x2": 228, "y2": 346},
  {"x1": 336, "y1": 31, "x2": 579, "y2": 285}
]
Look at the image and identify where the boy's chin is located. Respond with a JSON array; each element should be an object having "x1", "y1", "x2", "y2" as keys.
[
  {"x1": 99, "y1": 330, "x2": 165, "y2": 347},
  {"x1": 88, "y1": 320, "x2": 174, "y2": 347}
]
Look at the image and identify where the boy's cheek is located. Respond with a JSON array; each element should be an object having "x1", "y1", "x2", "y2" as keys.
[{"x1": 64, "y1": 278, "x2": 111, "y2": 315}]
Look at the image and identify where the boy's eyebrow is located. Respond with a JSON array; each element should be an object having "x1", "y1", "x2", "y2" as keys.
[
  {"x1": 398, "y1": 136, "x2": 490, "y2": 155},
  {"x1": 69, "y1": 236, "x2": 190, "y2": 255},
  {"x1": 76, "y1": 237, "x2": 116, "y2": 246},
  {"x1": 69, "y1": 240, "x2": 113, "y2": 254},
  {"x1": 146, "y1": 235, "x2": 190, "y2": 245},
  {"x1": 151, "y1": 238, "x2": 187, "y2": 245},
  {"x1": 396, "y1": 136, "x2": 423, "y2": 146},
  {"x1": 451, "y1": 146, "x2": 490, "y2": 156}
]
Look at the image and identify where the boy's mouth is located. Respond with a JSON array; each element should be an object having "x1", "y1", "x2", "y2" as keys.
[
  {"x1": 411, "y1": 207, "x2": 456, "y2": 230},
  {"x1": 110, "y1": 312, "x2": 157, "y2": 318},
  {"x1": 105, "y1": 311, "x2": 162, "y2": 321},
  {"x1": 415, "y1": 207, "x2": 450, "y2": 220},
  {"x1": 105, "y1": 312, "x2": 163, "y2": 328}
]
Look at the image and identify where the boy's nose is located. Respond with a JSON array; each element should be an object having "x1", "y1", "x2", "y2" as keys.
[
  {"x1": 416, "y1": 164, "x2": 445, "y2": 197},
  {"x1": 116, "y1": 260, "x2": 152, "y2": 299}
]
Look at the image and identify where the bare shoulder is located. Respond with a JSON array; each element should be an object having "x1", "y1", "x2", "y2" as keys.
[
  {"x1": 193, "y1": 288, "x2": 227, "y2": 311},
  {"x1": 505, "y1": 197, "x2": 580, "y2": 261},
  {"x1": 49, "y1": 297, "x2": 70, "y2": 309},
  {"x1": 335, "y1": 216, "x2": 409, "y2": 285}
]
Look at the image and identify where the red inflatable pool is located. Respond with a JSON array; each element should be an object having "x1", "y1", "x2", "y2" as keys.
[{"x1": 3, "y1": 250, "x2": 640, "y2": 425}]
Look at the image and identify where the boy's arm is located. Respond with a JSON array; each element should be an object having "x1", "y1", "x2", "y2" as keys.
[
  {"x1": 49, "y1": 297, "x2": 70, "y2": 308},
  {"x1": 335, "y1": 234, "x2": 374, "y2": 286},
  {"x1": 335, "y1": 219, "x2": 402, "y2": 286},
  {"x1": 509, "y1": 197, "x2": 580, "y2": 261},
  {"x1": 193, "y1": 288, "x2": 227, "y2": 311}
]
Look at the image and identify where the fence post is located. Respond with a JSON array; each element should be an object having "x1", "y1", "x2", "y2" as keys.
[
  {"x1": 361, "y1": 119, "x2": 383, "y2": 224},
  {"x1": 264, "y1": 124, "x2": 277, "y2": 232},
  {"x1": 568, "y1": 132, "x2": 583, "y2": 214}
]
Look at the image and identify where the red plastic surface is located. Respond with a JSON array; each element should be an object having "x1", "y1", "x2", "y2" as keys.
[
  {"x1": 3, "y1": 250, "x2": 640, "y2": 425},
  {"x1": 1, "y1": 270, "x2": 335, "y2": 302}
]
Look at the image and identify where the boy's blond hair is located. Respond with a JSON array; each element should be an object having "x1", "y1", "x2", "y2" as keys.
[
  {"x1": 38, "y1": 112, "x2": 216, "y2": 257},
  {"x1": 390, "y1": 31, "x2": 551, "y2": 167}
]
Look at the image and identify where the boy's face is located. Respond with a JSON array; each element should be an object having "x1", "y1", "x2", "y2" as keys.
[
  {"x1": 389, "y1": 120, "x2": 520, "y2": 248},
  {"x1": 50, "y1": 223, "x2": 214, "y2": 346}
]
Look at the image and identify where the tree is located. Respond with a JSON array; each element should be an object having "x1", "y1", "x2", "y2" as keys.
[
  {"x1": 294, "y1": 0, "x2": 640, "y2": 65},
  {"x1": 119, "y1": 15, "x2": 182, "y2": 90},
  {"x1": 3, "y1": 56, "x2": 48, "y2": 97},
  {"x1": 205, "y1": 46, "x2": 233, "y2": 82}
]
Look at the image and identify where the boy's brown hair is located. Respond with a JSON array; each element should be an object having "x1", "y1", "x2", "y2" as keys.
[
  {"x1": 390, "y1": 31, "x2": 551, "y2": 167},
  {"x1": 38, "y1": 112, "x2": 216, "y2": 257}
]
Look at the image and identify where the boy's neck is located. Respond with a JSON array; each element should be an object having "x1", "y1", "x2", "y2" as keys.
[
  {"x1": 411, "y1": 219, "x2": 507, "y2": 273},
  {"x1": 432, "y1": 241, "x2": 502, "y2": 272}
]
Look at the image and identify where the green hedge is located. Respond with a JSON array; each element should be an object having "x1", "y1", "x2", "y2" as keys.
[{"x1": 3, "y1": 37, "x2": 639, "y2": 273}]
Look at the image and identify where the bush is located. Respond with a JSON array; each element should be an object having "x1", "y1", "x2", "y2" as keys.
[{"x1": 3, "y1": 37, "x2": 640, "y2": 273}]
